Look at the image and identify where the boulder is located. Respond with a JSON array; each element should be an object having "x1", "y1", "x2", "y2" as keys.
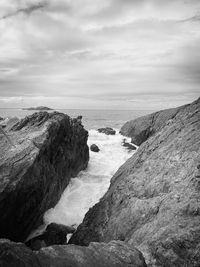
[
  {"x1": 26, "y1": 223, "x2": 76, "y2": 250},
  {"x1": 90, "y1": 144, "x2": 100, "y2": 152},
  {"x1": 70, "y1": 97, "x2": 200, "y2": 266},
  {"x1": 0, "y1": 239, "x2": 147, "y2": 267},
  {"x1": 0, "y1": 117, "x2": 3, "y2": 121},
  {"x1": 98, "y1": 127, "x2": 116, "y2": 135},
  {"x1": 120, "y1": 106, "x2": 181, "y2": 146},
  {"x1": 0, "y1": 111, "x2": 89, "y2": 242}
]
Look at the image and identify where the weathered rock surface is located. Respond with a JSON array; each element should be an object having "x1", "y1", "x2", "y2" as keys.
[
  {"x1": 98, "y1": 127, "x2": 116, "y2": 135},
  {"x1": 0, "y1": 111, "x2": 89, "y2": 242},
  {"x1": 0, "y1": 117, "x2": 20, "y2": 130},
  {"x1": 26, "y1": 223, "x2": 76, "y2": 250},
  {"x1": 120, "y1": 106, "x2": 182, "y2": 146},
  {"x1": 90, "y1": 144, "x2": 100, "y2": 152},
  {"x1": 0, "y1": 239, "x2": 147, "y2": 267},
  {"x1": 70, "y1": 98, "x2": 200, "y2": 266}
]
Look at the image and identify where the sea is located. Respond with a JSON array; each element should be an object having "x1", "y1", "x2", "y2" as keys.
[{"x1": 0, "y1": 108, "x2": 153, "y2": 237}]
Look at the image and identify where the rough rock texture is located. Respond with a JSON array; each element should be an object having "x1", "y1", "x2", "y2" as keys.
[
  {"x1": 90, "y1": 144, "x2": 100, "y2": 152},
  {"x1": 26, "y1": 223, "x2": 76, "y2": 250},
  {"x1": 0, "y1": 111, "x2": 89, "y2": 242},
  {"x1": 0, "y1": 239, "x2": 147, "y2": 267},
  {"x1": 98, "y1": 127, "x2": 116, "y2": 135},
  {"x1": 70, "y1": 98, "x2": 200, "y2": 266},
  {"x1": 120, "y1": 106, "x2": 181, "y2": 146}
]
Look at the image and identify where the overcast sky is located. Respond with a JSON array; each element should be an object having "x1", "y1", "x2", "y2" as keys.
[{"x1": 0, "y1": 0, "x2": 199, "y2": 110}]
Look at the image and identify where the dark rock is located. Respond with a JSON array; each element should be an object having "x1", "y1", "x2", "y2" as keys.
[
  {"x1": 26, "y1": 223, "x2": 76, "y2": 250},
  {"x1": 0, "y1": 111, "x2": 89, "y2": 242},
  {"x1": 70, "y1": 98, "x2": 200, "y2": 266},
  {"x1": 90, "y1": 144, "x2": 100, "y2": 152},
  {"x1": 0, "y1": 239, "x2": 147, "y2": 267},
  {"x1": 0, "y1": 117, "x2": 3, "y2": 121},
  {"x1": 120, "y1": 106, "x2": 182, "y2": 146},
  {"x1": 22, "y1": 106, "x2": 53, "y2": 111},
  {"x1": 98, "y1": 127, "x2": 116, "y2": 135},
  {"x1": 122, "y1": 139, "x2": 137, "y2": 151}
]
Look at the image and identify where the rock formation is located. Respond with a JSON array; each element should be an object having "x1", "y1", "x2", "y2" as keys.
[
  {"x1": 70, "y1": 97, "x2": 200, "y2": 266},
  {"x1": 90, "y1": 144, "x2": 100, "y2": 152},
  {"x1": 120, "y1": 106, "x2": 181, "y2": 146},
  {"x1": 0, "y1": 239, "x2": 147, "y2": 267},
  {"x1": 26, "y1": 223, "x2": 76, "y2": 250},
  {"x1": 98, "y1": 127, "x2": 116, "y2": 135},
  {"x1": 0, "y1": 111, "x2": 89, "y2": 242}
]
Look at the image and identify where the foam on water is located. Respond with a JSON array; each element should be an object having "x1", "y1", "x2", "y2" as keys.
[{"x1": 44, "y1": 130, "x2": 136, "y2": 228}]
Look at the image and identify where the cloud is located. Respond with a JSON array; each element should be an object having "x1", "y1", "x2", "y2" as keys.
[
  {"x1": 0, "y1": 1, "x2": 47, "y2": 20},
  {"x1": 0, "y1": 0, "x2": 199, "y2": 109}
]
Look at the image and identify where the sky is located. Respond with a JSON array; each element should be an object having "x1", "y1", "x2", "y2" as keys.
[{"x1": 0, "y1": 0, "x2": 199, "y2": 110}]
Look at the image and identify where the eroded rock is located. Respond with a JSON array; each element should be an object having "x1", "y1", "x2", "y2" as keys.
[
  {"x1": 90, "y1": 144, "x2": 100, "y2": 152},
  {"x1": 70, "y1": 97, "x2": 200, "y2": 266},
  {"x1": 0, "y1": 112, "x2": 89, "y2": 242},
  {"x1": 98, "y1": 127, "x2": 116, "y2": 135},
  {"x1": 120, "y1": 106, "x2": 181, "y2": 145},
  {"x1": 0, "y1": 239, "x2": 147, "y2": 267},
  {"x1": 26, "y1": 223, "x2": 76, "y2": 250}
]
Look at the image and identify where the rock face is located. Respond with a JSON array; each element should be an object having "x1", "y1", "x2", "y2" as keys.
[
  {"x1": 70, "y1": 98, "x2": 200, "y2": 266},
  {"x1": 98, "y1": 127, "x2": 116, "y2": 135},
  {"x1": 0, "y1": 112, "x2": 89, "y2": 242},
  {"x1": 90, "y1": 144, "x2": 100, "y2": 152},
  {"x1": 120, "y1": 106, "x2": 181, "y2": 146},
  {"x1": 0, "y1": 239, "x2": 147, "y2": 267}
]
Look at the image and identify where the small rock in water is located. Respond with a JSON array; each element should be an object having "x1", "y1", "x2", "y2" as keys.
[
  {"x1": 90, "y1": 144, "x2": 100, "y2": 152},
  {"x1": 122, "y1": 139, "x2": 137, "y2": 151},
  {"x1": 98, "y1": 127, "x2": 116, "y2": 135},
  {"x1": 26, "y1": 223, "x2": 76, "y2": 250}
]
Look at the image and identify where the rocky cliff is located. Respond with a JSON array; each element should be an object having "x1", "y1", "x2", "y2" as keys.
[
  {"x1": 0, "y1": 111, "x2": 89, "y2": 242},
  {"x1": 0, "y1": 239, "x2": 147, "y2": 267},
  {"x1": 70, "y1": 97, "x2": 200, "y2": 267},
  {"x1": 120, "y1": 106, "x2": 182, "y2": 146}
]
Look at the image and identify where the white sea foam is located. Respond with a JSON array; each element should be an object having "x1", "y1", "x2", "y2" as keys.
[{"x1": 44, "y1": 130, "x2": 136, "y2": 228}]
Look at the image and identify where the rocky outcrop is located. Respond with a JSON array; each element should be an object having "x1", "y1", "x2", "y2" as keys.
[
  {"x1": 26, "y1": 223, "x2": 76, "y2": 250},
  {"x1": 120, "y1": 106, "x2": 182, "y2": 146},
  {"x1": 0, "y1": 111, "x2": 89, "y2": 242},
  {"x1": 98, "y1": 127, "x2": 116, "y2": 135},
  {"x1": 70, "y1": 98, "x2": 200, "y2": 266},
  {"x1": 90, "y1": 144, "x2": 100, "y2": 152},
  {"x1": 0, "y1": 239, "x2": 147, "y2": 267}
]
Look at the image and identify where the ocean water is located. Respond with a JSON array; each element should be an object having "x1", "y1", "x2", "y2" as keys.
[
  {"x1": 0, "y1": 108, "x2": 152, "y2": 130},
  {"x1": 0, "y1": 108, "x2": 152, "y2": 237}
]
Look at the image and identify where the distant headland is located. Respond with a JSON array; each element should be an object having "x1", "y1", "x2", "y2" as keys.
[{"x1": 22, "y1": 106, "x2": 53, "y2": 111}]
